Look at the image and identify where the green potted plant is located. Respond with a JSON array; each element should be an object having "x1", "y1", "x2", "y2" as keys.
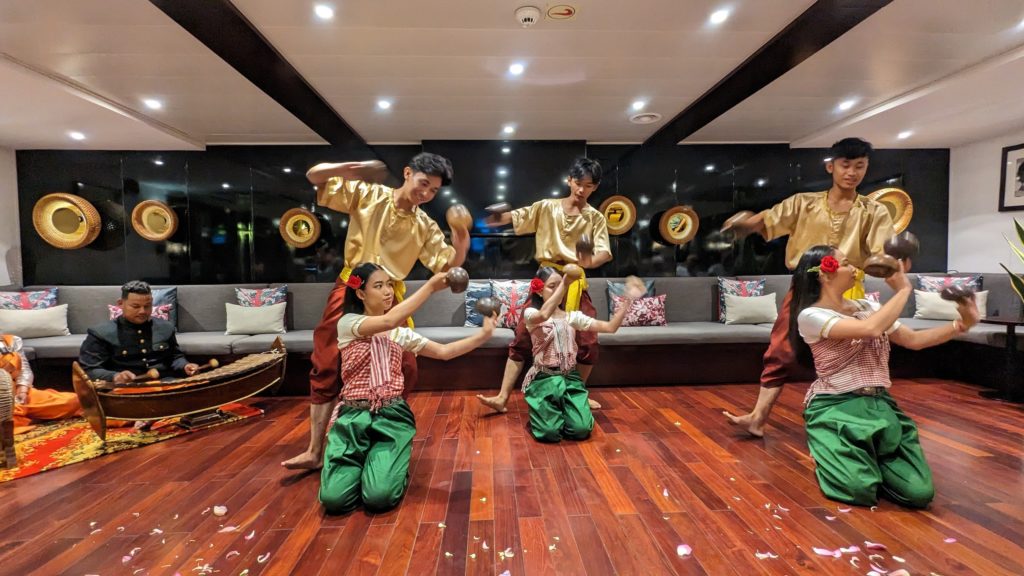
[{"x1": 1000, "y1": 218, "x2": 1024, "y2": 309}]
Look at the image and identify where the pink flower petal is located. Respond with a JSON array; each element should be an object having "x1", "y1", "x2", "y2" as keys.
[
  {"x1": 870, "y1": 562, "x2": 890, "y2": 573},
  {"x1": 944, "y1": 537, "x2": 957, "y2": 544},
  {"x1": 257, "y1": 552, "x2": 271, "y2": 564},
  {"x1": 754, "y1": 551, "x2": 779, "y2": 559},
  {"x1": 850, "y1": 557, "x2": 860, "y2": 568},
  {"x1": 218, "y1": 526, "x2": 239, "y2": 533},
  {"x1": 500, "y1": 572, "x2": 511, "y2": 576},
  {"x1": 776, "y1": 504, "x2": 790, "y2": 512},
  {"x1": 676, "y1": 544, "x2": 692, "y2": 557},
  {"x1": 864, "y1": 541, "x2": 888, "y2": 550},
  {"x1": 869, "y1": 553, "x2": 885, "y2": 562},
  {"x1": 840, "y1": 545, "x2": 861, "y2": 554},
  {"x1": 225, "y1": 551, "x2": 240, "y2": 559},
  {"x1": 245, "y1": 530, "x2": 256, "y2": 541},
  {"x1": 812, "y1": 547, "x2": 841, "y2": 558},
  {"x1": 825, "y1": 515, "x2": 837, "y2": 521},
  {"x1": 892, "y1": 555, "x2": 906, "y2": 563},
  {"x1": 890, "y1": 570, "x2": 910, "y2": 576},
  {"x1": 122, "y1": 555, "x2": 133, "y2": 565},
  {"x1": 837, "y1": 507, "x2": 852, "y2": 513}
]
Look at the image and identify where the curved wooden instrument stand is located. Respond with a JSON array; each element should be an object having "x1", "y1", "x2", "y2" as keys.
[{"x1": 72, "y1": 338, "x2": 287, "y2": 442}]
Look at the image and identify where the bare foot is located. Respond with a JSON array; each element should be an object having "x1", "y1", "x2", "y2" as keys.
[
  {"x1": 723, "y1": 410, "x2": 765, "y2": 438},
  {"x1": 281, "y1": 450, "x2": 323, "y2": 470},
  {"x1": 476, "y1": 394, "x2": 509, "y2": 414},
  {"x1": 588, "y1": 398, "x2": 602, "y2": 410}
]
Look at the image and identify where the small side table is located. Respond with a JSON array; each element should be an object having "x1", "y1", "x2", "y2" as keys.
[{"x1": 979, "y1": 316, "x2": 1024, "y2": 403}]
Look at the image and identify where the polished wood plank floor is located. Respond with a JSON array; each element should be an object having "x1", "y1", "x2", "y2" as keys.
[{"x1": 1, "y1": 380, "x2": 1022, "y2": 576}]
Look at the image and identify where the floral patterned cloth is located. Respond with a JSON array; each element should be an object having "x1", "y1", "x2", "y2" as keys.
[
  {"x1": 235, "y1": 286, "x2": 288, "y2": 307},
  {"x1": 917, "y1": 274, "x2": 983, "y2": 293},
  {"x1": 0, "y1": 288, "x2": 57, "y2": 310},
  {"x1": 611, "y1": 294, "x2": 667, "y2": 327},
  {"x1": 717, "y1": 278, "x2": 765, "y2": 323},
  {"x1": 606, "y1": 279, "x2": 655, "y2": 316},
  {"x1": 108, "y1": 304, "x2": 173, "y2": 321},
  {"x1": 490, "y1": 280, "x2": 532, "y2": 329}
]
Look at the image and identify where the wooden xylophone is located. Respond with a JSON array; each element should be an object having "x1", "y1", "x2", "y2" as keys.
[{"x1": 72, "y1": 338, "x2": 287, "y2": 442}]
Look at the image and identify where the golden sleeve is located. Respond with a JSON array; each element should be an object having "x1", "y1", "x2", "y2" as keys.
[
  {"x1": 316, "y1": 176, "x2": 367, "y2": 215},
  {"x1": 511, "y1": 201, "x2": 545, "y2": 236},
  {"x1": 417, "y1": 217, "x2": 457, "y2": 273},
  {"x1": 590, "y1": 212, "x2": 612, "y2": 257},
  {"x1": 864, "y1": 203, "x2": 897, "y2": 256},
  {"x1": 761, "y1": 194, "x2": 803, "y2": 241}
]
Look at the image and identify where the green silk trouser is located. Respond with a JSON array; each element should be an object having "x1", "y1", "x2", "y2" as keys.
[
  {"x1": 803, "y1": 390, "x2": 934, "y2": 508},
  {"x1": 524, "y1": 370, "x2": 594, "y2": 443},
  {"x1": 319, "y1": 399, "x2": 416, "y2": 514}
]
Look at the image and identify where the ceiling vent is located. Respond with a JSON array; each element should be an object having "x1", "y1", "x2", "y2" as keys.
[{"x1": 629, "y1": 112, "x2": 662, "y2": 124}]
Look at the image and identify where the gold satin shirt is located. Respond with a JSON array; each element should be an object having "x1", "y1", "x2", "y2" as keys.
[
  {"x1": 318, "y1": 177, "x2": 455, "y2": 279},
  {"x1": 762, "y1": 191, "x2": 895, "y2": 271},
  {"x1": 511, "y1": 199, "x2": 612, "y2": 264}
]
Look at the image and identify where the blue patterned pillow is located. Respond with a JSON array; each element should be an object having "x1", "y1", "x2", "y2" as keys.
[
  {"x1": 236, "y1": 286, "x2": 288, "y2": 307},
  {"x1": 153, "y1": 286, "x2": 179, "y2": 327},
  {"x1": 464, "y1": 281, "x2": 493, "y2": 327},
  {"x1": 606, "y1": 279, "x2": 655, "y2": 316},
  {"x1": 0, "y1": 287, "x2": 57, "y2": 310},
  {"x1": 717, "y1": 277, "x2": 766, "y2": 323}
]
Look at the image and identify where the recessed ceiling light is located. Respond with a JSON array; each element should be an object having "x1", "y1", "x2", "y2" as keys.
[
  {"x1": 502, "y1": 124, "x2": 516, "y2": 135},
  {"x1": 508, "y1": 62, "x2": 525, "y2": 76},
  {"x1": 282, "y1": 167, "x2": 292, "y2": 173},
  {"x1": 704, "y1": 164, "x2": 715, "y2": 172},
  {"x1": 551, "y1": 189, "x2": 560, "y2": 197},
  {"x1": 68, "y1": 131, "x2": 86, "y2": 141},
  {"x1": 631, "y1": 100, "x2": 646, "y2": 111},
  {"x1": 221, "y1": 183, "x2": 230, "y2": 189},
  {"x1": 629, "y1": 112, "x2": 661, "y2": 124},
  {"x1": 639, "y1": 195, "x2": 649, "y2": 205},
  {"x1": 501, "y1": 146, "x2": 511, "y2": 154},
  {"x1": 497, "y1": 168, "x2": 508, "y2": 176},
  {"x1": 443, "y1": 189, "x2": 451, "y2": 196},
  {"x1": 823, "y1": 157, "x2": 833, "y2": 162},
  {"x1": 897, "y1": 130, "x2": 913, "y2": 139},
  {"x1": 153, "y1": 159, "x2": 164, "y2": 166},
  {"x1": 496, "y1": 195, "x2": 505, "y2": 201},
  {"x1": 709, "y1": 9, "x2": 730, "y2": 25},
  {"x1": 450, "y1": 198, "x2": 458, "y2": 204},
  {"x1": 377, "y1": 99, "x2": 392, "y2": 110},
  {"x1": 837, "y1": 99, "x2": 857, "y2": 111},
  {"x1": 143, "y1": 98, "x2": 163, "y2": 110},
  {"x1": 756, "y1": 178, "x2": 767, "y2": 187},
  {"x1": 498, "y1": 184, "x2": 506, "y2": 190},
  {"x1": 314, "y1": 4, "x2": 334, "y2": 20}
]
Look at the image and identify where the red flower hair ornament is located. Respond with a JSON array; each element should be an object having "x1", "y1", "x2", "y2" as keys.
[
  {"x1": 345, "y1": 275, "x2": 364, "y2": 290},
  {"x1": 529, "y1": 277, "x2": 545, "y2": 294},
  {"x1": 808, "y1": 255, "x2": 840, "y2": 275}
]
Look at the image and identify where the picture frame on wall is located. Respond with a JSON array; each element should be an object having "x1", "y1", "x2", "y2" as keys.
[{"x1": 999, "y1": 143, "x2": 1024, "y2": 211}]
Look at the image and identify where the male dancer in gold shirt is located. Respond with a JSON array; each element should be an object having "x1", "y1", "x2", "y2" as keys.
[
  {"x1": 283, "y1": 153, "x2": 469, "y2": 469},
  {"x1": 723, "y1": 138, "x2": 896, "y2": 437}
]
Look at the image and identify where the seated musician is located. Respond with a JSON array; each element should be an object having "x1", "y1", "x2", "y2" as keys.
[
  {"x1": 78, "y1": 280, "x2": 199, "y2": 383},
  {"x1": 2, "y1": 333, "x2": 82, "y2": 433}
]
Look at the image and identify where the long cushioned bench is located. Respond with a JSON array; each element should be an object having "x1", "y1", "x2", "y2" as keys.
[{"x1": 14, "y1": 273, "x2": 1021, "y2": 391}]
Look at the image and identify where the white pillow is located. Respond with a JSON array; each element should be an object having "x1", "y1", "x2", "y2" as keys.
[
  {"x1": 225, "y1": 302, "x2": 286, "y2": 335},
  {"x1": 724, "y1": 293, "x2": 778, "y2": 325},
  {"x1": 0, "y1": 304, "x2": 71, "y2": 338},
  {"x1": 914, "y1": 290, "x2": 988, "y2": 321}
]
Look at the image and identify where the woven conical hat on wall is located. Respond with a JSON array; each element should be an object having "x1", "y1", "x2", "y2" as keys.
[
  {"x1": 653, "y1": 205, "x2": 700, "y2": 246},
  {"x1": 32, "y1": 192, "x2": 102, "y2": 250},
  {"x1": 867, "y1": 187, "x2": 913, "y2": 233},
  {"x1": 279, "y1": 207, "x2": 321, "y2": 248},
  {"x1": 131, "y1": 200, "x2": 178, "y2": 242},
  {"x1": 598, "y1": 195, "x2": 637, "y2": 236}
]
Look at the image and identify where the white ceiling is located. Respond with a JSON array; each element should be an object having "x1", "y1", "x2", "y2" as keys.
[
  {"x1": 2, "y1": 0, "x2": 1024, "y2": 149},
  {"x1": 229, "y1": 0, "x2": 815, "y2": 143},
  {"x1": 686, "y1": 0, "x2": 1024, "y2": 148},
  {"x1": 0, "y1": 0, "x2": 323, "y2": 149}
]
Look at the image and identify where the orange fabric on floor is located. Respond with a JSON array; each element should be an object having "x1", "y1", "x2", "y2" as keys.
[{"x1": 13, "y1": 387, "x2": 83, "y2": 434}]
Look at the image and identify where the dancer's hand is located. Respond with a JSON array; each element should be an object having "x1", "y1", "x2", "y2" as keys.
[
  {"x1": 884, "y1": 260, "x2": 911, "y2": 293},
  {"x1": 427, "y1": 272, "x2": 449, "y2": 292},
  {"x1": 957, "y1": 297, "x2": 980, "y2": 330},
  {"x1": 481, "y1": 313, "x2": 498, "y2": 335},
  {"x1": 113, "y1": 370, "x2": 137, "y2": 384}
]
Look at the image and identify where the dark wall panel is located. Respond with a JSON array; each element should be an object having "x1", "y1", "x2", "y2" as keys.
[{"x1": 16, "y1": 143, "x2": 950, "y2": 285}]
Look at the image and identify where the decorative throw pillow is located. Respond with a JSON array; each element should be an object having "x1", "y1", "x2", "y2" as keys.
[
  {"x1": 463, "y1": 281, "x2": 493, "y2": 327},
  {"x1": 723, "y1": 293, "x2": 778, "y2": 325},
  {"x1": 0, "y1": 304, "x2": 71, "y2": 338},
  {"x1": 236, "y1": 285, "x2": 288, "y2": 307},
  {"x1": 717, "y1": 278, "x2": 766, "y2": 323},
  {"x1": 489, "y1": 280, "x2": 532, "y2": 329},
  {"x1": 224, "y1": 302, "x2": 287, "y2": 335},
  {"x1": 918, "y1": 274, "x2": 983, "y2": 293},
  {"x1": 152, "y1": 286, "x2": 179, "y2": 327},
  {"x1": 108, "y1": 303, "x2": 173, "y2": 321},
  {"x1": 0, "y1": 288, "x2": 57, "y2": 310},
  {"x1": 914, "y1": 290, "x2": 988, "y2": 321},
  {"x1": 611, "y1": 294, "x2": 667, "y2": 327},
  {"x1": 606, "y1": 279, "x2": 655, "y2": 316}
]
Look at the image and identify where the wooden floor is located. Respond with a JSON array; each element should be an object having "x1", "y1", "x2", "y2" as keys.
[{"x1": 1, "y1": 380, "x2": 1023, "y2": 576}]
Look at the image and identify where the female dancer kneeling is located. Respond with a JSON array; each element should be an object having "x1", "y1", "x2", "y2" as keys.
[
  {"x1": 792, "y1": 245, "x2": 979, "y2": 508},
  {"x1": 319, "y1": 263, "x2": 496, "y2": 514},
  {"x1": 522, "y1": 266, "x2": 643, "y2": 442}
]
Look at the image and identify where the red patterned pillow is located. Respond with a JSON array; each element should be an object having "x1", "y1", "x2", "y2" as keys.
[
  {"x1": 0, "y1": 288, "x2": 57, "y2": 310},
  {"x1": 489, "y1": 280, "x2": 532, "y2": 329},
  {"x1": 865, "y1": 291, "x2": 881, "y2": 303},
  {"x1": 612, "y1": 294, "x2": 667, "y2": 327},
  {"x1": 109, "y1": 304, "x2": 173, "y2": 321}
]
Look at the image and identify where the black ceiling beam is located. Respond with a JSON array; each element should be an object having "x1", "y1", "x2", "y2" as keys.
[
  {"x1": 150, "y1": 0, "x2": 368, "y2": 148},
  {"x1": 640, "y1": 0, "x2": 892, "y2": 150}
]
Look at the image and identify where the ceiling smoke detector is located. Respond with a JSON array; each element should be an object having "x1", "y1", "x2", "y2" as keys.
[
  {"x1": 629, "y1": 112, "x2": 662, "y2": 124},
  {"x1": 515, "y1": 6, "x2": 541, "y2": 28}
]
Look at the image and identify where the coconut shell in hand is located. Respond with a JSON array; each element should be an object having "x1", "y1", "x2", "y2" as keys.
[
  {"x1": 863, "y1": 254, "x2": 899, "y2": 278},
  {"x1": 445, "y1": 267, "x2": 470, "y2": 294},
  {"x1": 474, "y1": 296, "x2": 502, "y2": 318},
  {"x1": 883, "y1": 231, "x2": 920, "y2": 260}
]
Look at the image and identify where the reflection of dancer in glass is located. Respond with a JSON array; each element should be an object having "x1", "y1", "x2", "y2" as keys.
[
  {"x1": 1015, "y1": 161, "x2": 1024, "y2": 198},
  {"x1": 791, "y1": 246, "x2": 978, "y2": 507}
]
